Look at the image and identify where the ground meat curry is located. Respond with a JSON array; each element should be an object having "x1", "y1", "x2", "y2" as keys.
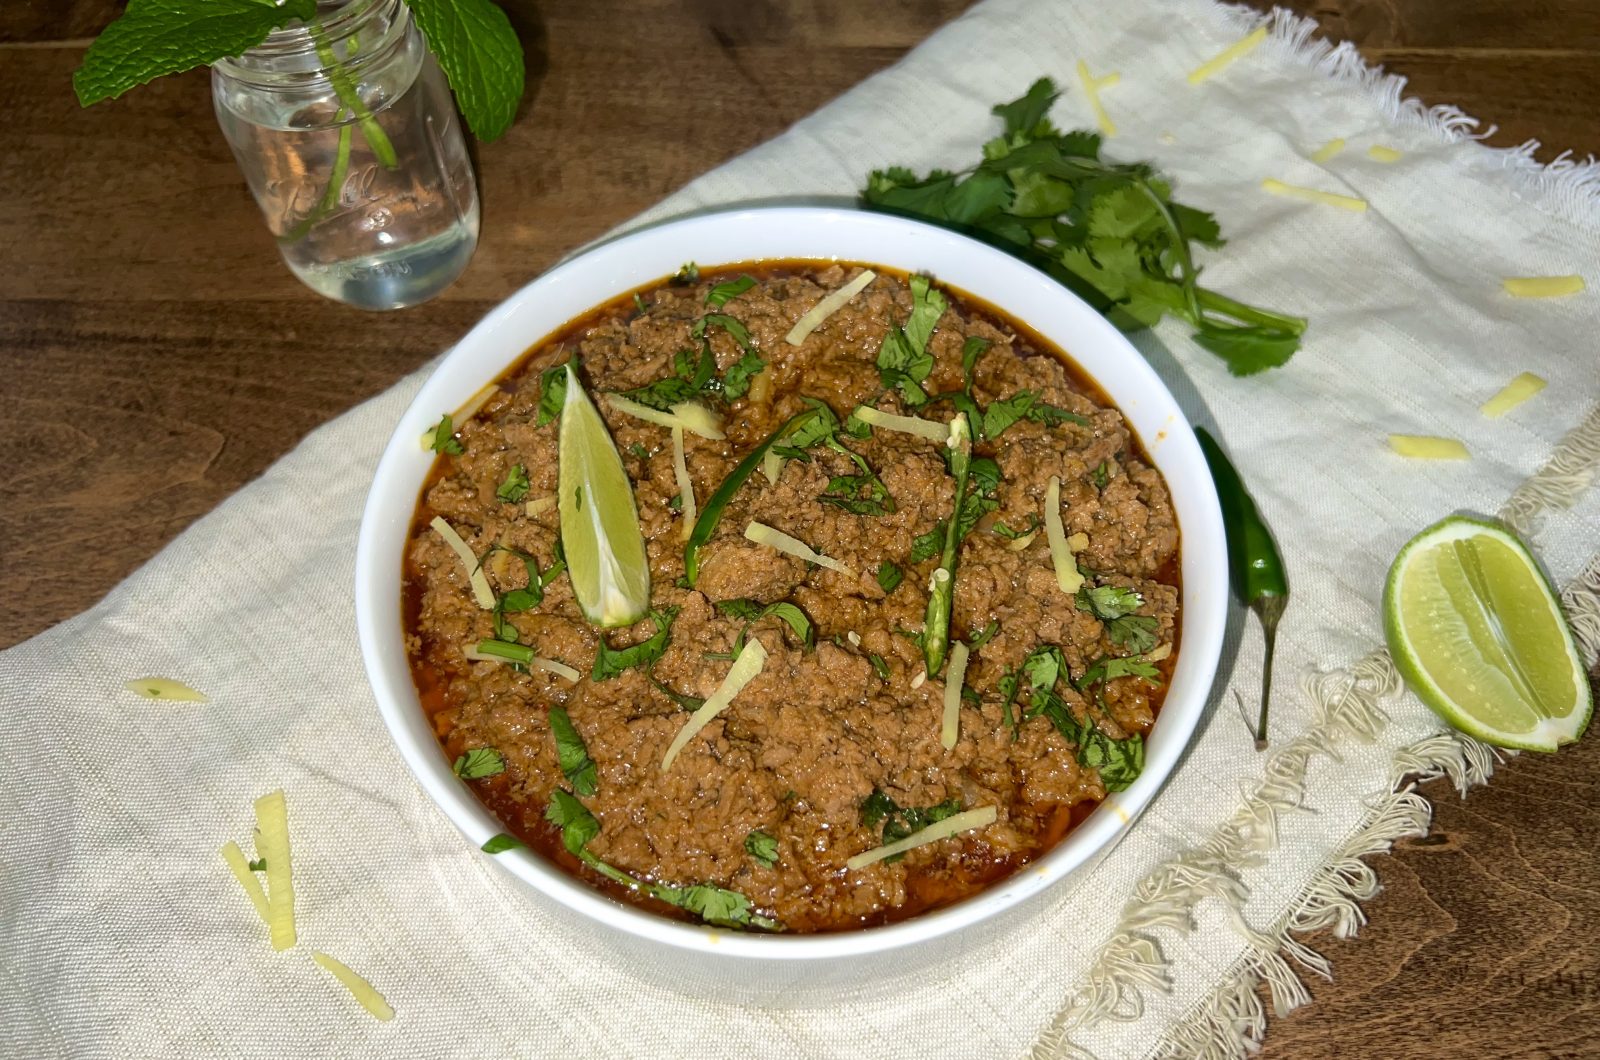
[{"x1": 404, "y1": 263, "x2": 1180, "y2": 933}]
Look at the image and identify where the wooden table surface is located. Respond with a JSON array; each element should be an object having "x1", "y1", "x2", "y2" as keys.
[{"x1": 3, "y1": 1, "x2": 1597, "y2": 1055}]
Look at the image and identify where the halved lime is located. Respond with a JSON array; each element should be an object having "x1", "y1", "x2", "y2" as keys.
[
  {"x1": 1384, "y1": 515, "x2": 1591, "y2": 751},
  {"x1": 557, "y1": 363, "x2": 651, "y2": 628}
]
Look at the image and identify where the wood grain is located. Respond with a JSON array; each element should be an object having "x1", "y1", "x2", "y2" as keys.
[{"x1": 2, "y1": 1, "x2": 1597, "y2": 1057}]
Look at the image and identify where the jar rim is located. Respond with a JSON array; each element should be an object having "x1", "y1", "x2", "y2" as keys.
[{"x1": 212, "y1": 0, "x2": 408, "y2": 85}]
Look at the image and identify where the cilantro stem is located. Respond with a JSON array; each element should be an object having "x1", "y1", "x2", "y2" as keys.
[
  {"x1": 311, "y1": 24, "x2": 398, "y2": 170},
  {"x1": 1195, "y1": 289, "x2": 1307, "y2": 336},
  {"x1": 1131, "y1": 177, "x2": 1203, "y2": 324}
]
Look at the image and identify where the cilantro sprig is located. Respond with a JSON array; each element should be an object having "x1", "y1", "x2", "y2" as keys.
[
  {"x1": 76, "y1": 0, "x2": 526, "y2": 142},
  {"x1": 863, "y1": 78, "x2": 1307, "y2": 375}
]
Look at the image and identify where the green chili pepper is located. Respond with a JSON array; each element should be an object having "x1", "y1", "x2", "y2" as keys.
[
  {"x1": 922, "y1": 412, "x2": 972, "y2": 675},
  {"x1": 1195, "y1": 427, "x2": 1288, "y2": 750},
  {"x1": 682, "y1": 403, "x2": 833, "y2": 586}
]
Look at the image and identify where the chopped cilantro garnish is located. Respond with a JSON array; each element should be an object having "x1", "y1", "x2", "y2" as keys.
[
  {"x1": 617, "y1": 342, "x2": 717, "y2": 410},
  {"x1": 592, "y1": 607, "x2": 680, "y2": 681},
  {"x1": 672, "y1": 261, "x2": 700, "y2": 285},
  {"x1": 1078, "y1": 655, "x2": 1161, "y2": 689},
  {"x1": 744, "y1": 829, "x2": 779, "y2": 867},
  {"x1": 859, "y1": 790, "x2": 965, "y2": 862},
  {"x1": 1076, "y1": 584, "x2": 1142, "y2": 619},
  {"x1": 993, "y1": 514, "x2": 1040, "y2": 540},
  {"x1": 1076, "y1": 585, "x2": 1159, "y2": 653},
  {"x1": 481, "y1": 833, "x2": 526, "y2": 854},
  {"x1": 1079, "y1": 730, "x2": 1145, "y2": 791},
  {"x1": 535, "y1": 361, "x2": 571, "y2": 427},
  {"x1": 960, "y1": 336, "x2": 991, "y2": 389},
  {"x1": 714, "y1": 598, "x2": 814, "y2": 653},
  {"x1": 876, "y1": 561, "x2": 904, "y2": 594},
  {"x1": 496, "y1": 464, "x2": 530, "y2": 503},
  {"x1": 1006, "y1": 645, "x2": 1148, "y2": 789},
  {"x1": 429, "y1": 414, "x2": 464, "y2": 455},
  {"x1": 649, "y1": 675, "x2": 704, "y2": 711},
  {"x1": 968, "y1": 619, "x2": 1000, "y2": 649},
  {"x1": 1091, "y1": 461, "x2": 1111, "y2": 489},
  {"x1": 452, "y1": 747, "x2": 506, "y2": 780},
  {"x1": 876, "y1": 275, "x2": 946, "y2": 406},
  {"x1": 910, "y1": 525, "x2": 944, "y2": 563},
  {"x1": 628, "y1": 442, "x2": 650, "y2": 460},
  {"x1": 545, "y1": 791, "x2": 780, "y2": 930},
  {"x1": 721, "y1": 350, "x2": 766, "y2": 401},
  {"x1": 247, "y1": 858, "x2": 266, "y2": 872},
  {"x1": 818, "y1": 440, "x2": 895, "y2": 516},
  {"x1": 667, "y1": 493, "x2": 683, "y2": 511},
  {"x1": 979, "y1": 391, "x2": 1092, "y2": 440},
  {"x1": 548, "y1": 707, "x2": 598, "y2": 796}
]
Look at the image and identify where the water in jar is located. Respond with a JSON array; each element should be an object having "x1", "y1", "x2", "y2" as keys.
[{"x1": 214, "y1": 15, "x2": 479, "y2": 310}]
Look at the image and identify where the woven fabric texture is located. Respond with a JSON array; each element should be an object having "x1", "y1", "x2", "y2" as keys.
[{"x1": 4, "y1": 1, "x2": 1596, "y2": 1057}]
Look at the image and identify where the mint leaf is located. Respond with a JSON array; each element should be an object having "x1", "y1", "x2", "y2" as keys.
[
  {"x1": 592, "y1": 607, "x2": 679, "y2": 681},
  {"x1": 876, "y1": 561, "x2": 904, "y2": 594},
  {"x1": 981, "y1": 392, "x2": 1037, "y2": 440},
  {"x1": 705, "y1": 276, "x2": 757, "y2": 308},
  {"x1": 74, "y1": 0, "x2": 318, "y2": 106},
  {"x1": 407, "y1": 0, "x2": 525, "y2": 141},
  {"x1": 547, "y1": 707, "x2": 598, "y2": 797}
]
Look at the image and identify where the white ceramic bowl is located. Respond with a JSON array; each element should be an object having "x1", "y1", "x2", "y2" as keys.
[{"x1": 356, "y1": 206, "x2": 1226, "y2": 976}]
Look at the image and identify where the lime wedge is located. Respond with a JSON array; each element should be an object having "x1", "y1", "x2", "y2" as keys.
[
  {"x1": 1384, "y1": 515, "x2": 1591, "y2": 751},
  {"x1": 557, "y1": 363, "x2": 651, "y2": 628}
]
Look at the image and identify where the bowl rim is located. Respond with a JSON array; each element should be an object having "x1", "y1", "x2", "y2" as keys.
[{"x1": 355, "y1": 205, "x2": 1226, "y2": 961}]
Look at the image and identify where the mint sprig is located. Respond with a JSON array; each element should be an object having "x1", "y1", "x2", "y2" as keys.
[
  {"x1": 75, "y1": 0, "x2": 526, "y2": 143},
  {"x1": 407, "y1": 0, "x2": 525, "y2": 141},
  {"x1": 74, "y1": 0, "x2": 318, "y2": 106}
]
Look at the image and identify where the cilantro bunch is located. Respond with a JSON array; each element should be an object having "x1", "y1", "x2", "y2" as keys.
[
  {"x1": 74, "y1": 0, "x2": 525, "y2": 141},
  {"x1": 863, "y1": 79, "x2": 1307, "y2": 375}
]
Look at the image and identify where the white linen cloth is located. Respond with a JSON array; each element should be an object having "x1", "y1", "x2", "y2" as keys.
[{"x1": 4, "y1": 1, "x2": 1597, "y2": 1057}]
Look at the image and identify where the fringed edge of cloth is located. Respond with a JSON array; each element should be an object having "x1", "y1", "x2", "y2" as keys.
[
  {"x1": 1029, "y1": 398, "x2": 1600, "y2": 1060},
  {"x1": 1216, "y1": 4, "x2": 1600, "y2": 229}
]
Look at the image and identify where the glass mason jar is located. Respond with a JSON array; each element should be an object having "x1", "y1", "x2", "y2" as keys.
[{"x1": 212, "y1": 0, "x2": 480, "y2": 310}]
